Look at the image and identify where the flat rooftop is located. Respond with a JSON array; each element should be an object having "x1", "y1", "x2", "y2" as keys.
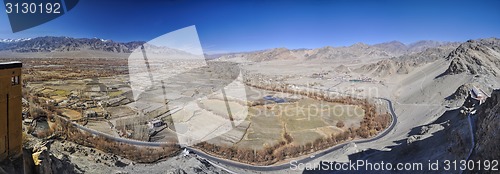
[{"x1": 0, "y1": 61, "x2": 22, "y2": 70}]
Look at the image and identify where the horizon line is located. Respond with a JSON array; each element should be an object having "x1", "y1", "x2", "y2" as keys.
[{"x1": 2, "y1": 35, "x2": 499, "y2": 55}]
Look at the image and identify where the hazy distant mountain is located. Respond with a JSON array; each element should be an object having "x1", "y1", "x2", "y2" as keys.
[
  {"x1": 218, "y1": 40, "x2": 455, "y2": 62},
  {"x1": 246, "y1": 48, "x2": 304, "y2": 61},
  {"x1": 0, "y1": 36, "x2": 144, "y2": 53},
  {"x1": 372, "y1": 40, "x2": 452, "y2": 55},
  {"x1": 304, "y1": 42, "x2": 392, "y2": 60},
  {"x1": 407, "y1": 40, "x2": 448, "y2": 52},
  {"x1": 372, "y1": 41, "x2": 407, "y2": 55},
  {"x1": 444, "y1": 38, "x2": 500, "y2": 76}
]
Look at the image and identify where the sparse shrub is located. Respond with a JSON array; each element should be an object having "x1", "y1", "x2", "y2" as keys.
[
  {"x1": 36, "y1": 129, "x2": 52, "y2": 138},
  {"x1": 31, "y1": 107, "x2": 47, "y2": 119},
  {"x1": 336, "y1": 120, "x2": 345, "y2": 128},
  {"x1": 22, "y1": 132, "x2": 29, "y2": 145},
  {"x1": 284, "y1": 132, "x2": 293, "y2": 144}
]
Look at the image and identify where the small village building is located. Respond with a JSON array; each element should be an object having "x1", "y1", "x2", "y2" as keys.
[
  {"x1": 147, "y1": 119, "x2": 166, "y2": 136},
  {"x1": 23, "y1": 119, "x2": 33, "y2": 125},
  {"x1": 263, "y1": 95, "x2": 286, "y2": 103},
  {"x1": 462, "y1": 86, "x2": 490, "y2": 115},
  {"x1": 107, "y1": 85, "x2": 119, "y2": 92},
  {"x1": 470, "y1": 86, "x2": 488, "y2": 105},
  {"x1": 85, "y1": 110, "x2": 98, "y2": 118},
  {"x1": 149, "y1": 120, "x2": 164, "y2": 128}
]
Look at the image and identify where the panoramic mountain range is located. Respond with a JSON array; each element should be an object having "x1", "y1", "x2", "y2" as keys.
[
  {"x1": 0, "y1": 36, "x2": 455, "y2": 57},
  {"x1": 2, "y1": 36, "x2": 500, "y2": 78},
  {"x1": 216, "y1": 40, "x2": 459, "y2": 62},
  {"x1": 0, "y1": 36, "x2": 144, "y2": 53}
]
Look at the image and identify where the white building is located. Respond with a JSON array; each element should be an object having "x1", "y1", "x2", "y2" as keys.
[{"x1": 470, "y1": 86, "x2": 488, "y2": 105}]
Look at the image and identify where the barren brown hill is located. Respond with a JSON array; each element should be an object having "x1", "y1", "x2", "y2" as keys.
[
  {"x1": 244, "y1": 48, "x2": 302, "y2": 61},
  {"x1": 355, "y1": 43, "x2": 460, "y2": 77},
  {"x1": 444, "y1": 38, "x2": 500, "y2": 76},
  {"x1": 334, "y1": 64, "x2": 351, "y2": 73}
]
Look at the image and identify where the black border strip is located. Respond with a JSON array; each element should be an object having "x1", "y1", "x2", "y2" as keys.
[{"x1": 0, "y1": 62, "x2": 22, "y2": 70}]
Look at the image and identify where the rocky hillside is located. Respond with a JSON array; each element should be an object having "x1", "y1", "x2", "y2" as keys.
[
  {"x1": 17, "y1": 137, "x2": 229, "y2": 174},
  {"x1": 444, "y1": 38, "x2": 500, "y2": 76},
  {"x1": 0, "y1": 36, "x2": 144, "y2": 53},
  {"x1": 354, "y1": 59, "x2": 404, "y2": 77},
  {"x1": 334, "y1": 64, "x2": 351, "y2": 73},
  {"x1": 447, "y1": 83, "x2": 476, "y2": 101},
  {"x1": 355, "y1": 42, "x2": 460, "y2": 77},
  {"x1": 470, "y1": 89, "x2": 500, "y2": 162}
]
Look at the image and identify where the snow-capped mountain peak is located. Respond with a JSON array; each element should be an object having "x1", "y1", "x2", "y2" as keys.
[{"x1": 0, "y1": 38, "x2": 32, "y2": 43}]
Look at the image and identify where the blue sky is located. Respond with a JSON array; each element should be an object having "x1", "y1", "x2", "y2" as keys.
[{"x1": 1, "y1": 0, "x2": 500, "y2": 53}]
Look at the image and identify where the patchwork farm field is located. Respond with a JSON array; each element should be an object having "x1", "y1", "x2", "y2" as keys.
[{"x1": 14, "y1": 57, "x2": 390, "y2": 166}]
